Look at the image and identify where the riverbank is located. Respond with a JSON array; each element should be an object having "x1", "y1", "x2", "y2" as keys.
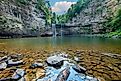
[{"x1": 0, "y1": 48, "x2": 121, "y2": 81}]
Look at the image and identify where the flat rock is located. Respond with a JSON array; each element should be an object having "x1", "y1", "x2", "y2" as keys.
[
  {"x1": 8, "y1": 59, "x2": 23, "y2": 66},
  {"x1": 46, "y1": 55, "x2": 65, "y2": 68}
]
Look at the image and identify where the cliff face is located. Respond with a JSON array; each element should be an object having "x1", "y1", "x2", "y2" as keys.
[
  {"x1": 66, "y1": 0, "x2": 121, "y2": 34},
  {"x1": 0, "y1": 0, "x2": 46, "y2": 37}
]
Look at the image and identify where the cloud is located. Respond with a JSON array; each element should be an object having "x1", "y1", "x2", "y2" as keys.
[{"x1": 52, "y1": 1, "x2": 76, "y2": 15}]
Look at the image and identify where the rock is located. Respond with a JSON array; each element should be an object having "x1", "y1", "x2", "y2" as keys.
[
  {"x1": 55, "y1": 67, "x2": 70, "y2": 81},
  {"x1": 74, "y1": 57, "x2": 80, "y2": 62},
  {"x1": 18, "y1": 77, "x2": 26, "y2": 81},
  {"x1": 0, "y1": 62, "x2": 7, "y2": 70},
  {"x1": 46, "y1": 55, "x2": 65, "y2": 68},
  {"x1": 30, "y1": 62, "x2": 43, "y2": 69},
  {"x1": 60, "y1": 53, "x2": 68, "y2": 58},
  {"x1": 10, "y1": 54, "x2": 22, "y2": 59},
  {"x1": 0, "y1": 77, "x2": 12, "y2": 81},
  {"x1": 72, "y1": 65, "x2": 86, "y2": 74},
  {"x1": 41, "y1": 31, "x2": 53, "y2": 37},
  {"x1": 7, "y1": 59, "x2": 23, "y2": 67},
  {"x1": 12, "y1": 69, "x2": 25, "y2": 80},
  {"x1": 0, "y1": 56, "x2": 10, "y2": 62}
]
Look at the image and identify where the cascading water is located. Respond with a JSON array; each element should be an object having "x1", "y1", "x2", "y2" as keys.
[
  {"x1": 61, "y1": 24, "x2": 63, "y2": 37},
  {"x1": 52, "y1": 24, "x2": 56, "y2": 37}
]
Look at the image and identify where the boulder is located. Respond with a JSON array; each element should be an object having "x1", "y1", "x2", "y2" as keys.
[
  {"x1": 46, "y1": 55, "x2": 65, "y2": 68},
  {"x1": 55, "y1": 67, "x2": 70, "y2": 81},
  {"x1": 0, "y1": 62, "x2": 7, "y2": 70},
  {"x1": 72, "y1": 65, "x2": 86, "y2": 74},
  {"x1": 12, "y1": 69, "x2": 26, "y2": 80}
]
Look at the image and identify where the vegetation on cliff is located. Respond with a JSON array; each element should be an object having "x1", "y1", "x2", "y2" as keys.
[
  {"x1": 36, "y1": 0, "x2": 52, "y2": 25},
  {"x1": 106, "y1": 7, "x2": 121, "y2": 38},
  {"x1": 57, "y1": 0, "x2": 90, "y2": 24}
]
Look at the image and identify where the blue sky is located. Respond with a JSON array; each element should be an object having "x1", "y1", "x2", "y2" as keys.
[{"x1": 48, "y1": 0, "x2": 78, "y2": 15}]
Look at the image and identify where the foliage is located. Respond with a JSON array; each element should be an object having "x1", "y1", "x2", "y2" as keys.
[
  {"x1": 57, "y1": 0, "x2": 90, "y2": 24},
  {"x1": 51, "y1": 12, "x2": 57, "y2": 24},
  {"x1": 36, "y1": 0, "x2": 52, "y2": 25},
  {"x1": 106, "y1": 7, "x2": 121, "y2": 32},
  {"x1": 107, "y1": 30, "x2": 121, "y2": 38}
]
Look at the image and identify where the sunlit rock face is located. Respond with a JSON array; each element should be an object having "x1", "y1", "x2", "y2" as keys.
[
  {"x1": 0, "y1": 0, "x2": 46, "y2": 37},
  {"x1": 66, "y1": 0, "x2": 121, "y2": 34}
]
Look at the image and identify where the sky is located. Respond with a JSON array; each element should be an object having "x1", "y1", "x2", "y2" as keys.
[{"x1": 48, "y1": 0, "x2": 78, "y2": 15}]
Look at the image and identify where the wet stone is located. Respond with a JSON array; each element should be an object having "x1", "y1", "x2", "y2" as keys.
[
  {"x1": 12, "y1": 69, "x2": 26, "y2": 80},
  {"x1": 37, "y1": 54, "x2": 98, "y2": 81},
  {"x1": 55, "y1": 67, "x2": 70, "y2": 81},
  {"x1": 30, "y1": 60, "x2": 43, "y2": 69},
  {"x1": 46, "y1": 55, "x2": 65, "y2": 68},
  {"x1": 7, "y1": 59, "x2": 23, "y2": 67},
  {"x1": 0, "y1": 62, "x2": 7, "y2": 70}
]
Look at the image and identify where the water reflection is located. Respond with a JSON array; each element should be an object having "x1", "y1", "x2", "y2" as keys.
[{"x1": 0, "y1": 36, "x2": 121, "y2": 53}]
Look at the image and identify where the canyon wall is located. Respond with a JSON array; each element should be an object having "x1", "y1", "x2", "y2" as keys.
[
  {"x1": 66, "y1": 0, "x2": 121, "y2": 34},
  {"x1": 0, "y1": 0, "x2": 46, "y2": 38}
]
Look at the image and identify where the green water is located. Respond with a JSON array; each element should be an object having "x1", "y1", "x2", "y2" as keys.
[{"x1": 0, "y1": 36, "x2": 121, "y2": 53}]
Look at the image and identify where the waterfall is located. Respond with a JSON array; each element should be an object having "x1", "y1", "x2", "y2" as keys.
[
  {"x1": 61, "y1": 24, "x2": 63, "y2": 37},
  {"x1": 52, "y1": 24, "x2": 56, "y2": 37}
]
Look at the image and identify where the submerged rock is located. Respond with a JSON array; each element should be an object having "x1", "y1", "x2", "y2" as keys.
[
  {"x1": 30, "y1": 62, "x2": 43, "y2": 69},
  {"x1": 36, "y1": 69, "x2": 45, "y2": 79},
  {"x1": 72, "y1": 65, "x2": 86, "y2": 74},
  {"x1": 46, "y1": 55, "x2": 65, "y2": 68},
  {"x1": 0, "y1": 62, "x2": 7, "y2": 70},
  {"x1": 55, "y1": 67, "x2": 70, "y2": 81}
]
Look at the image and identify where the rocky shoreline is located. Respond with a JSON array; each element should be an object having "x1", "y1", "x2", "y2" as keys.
[{"x1": 0, "y1": 49, "x2": 121, "y2": 81}]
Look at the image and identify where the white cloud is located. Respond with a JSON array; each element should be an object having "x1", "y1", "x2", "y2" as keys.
[{"x1": 52, "y1": 1, "x2": 76, "y2": 15}]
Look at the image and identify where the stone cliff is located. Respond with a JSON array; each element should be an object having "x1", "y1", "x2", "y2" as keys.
[
  {"x1": 0, "y1": 0, "x2": 47, "y2": 38},
  {"x1": 66, "y1": 0, "x2": 121, "y2": 34}
]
